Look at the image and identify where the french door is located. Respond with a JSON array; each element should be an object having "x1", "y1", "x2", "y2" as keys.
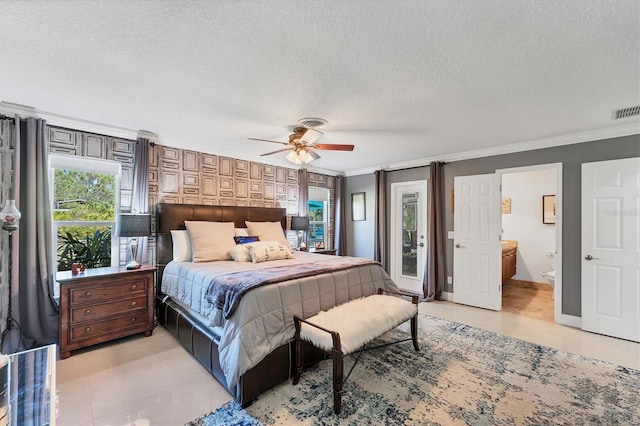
[{"x1": 390, "y1": 181, "x2": 427, "y2": 295}]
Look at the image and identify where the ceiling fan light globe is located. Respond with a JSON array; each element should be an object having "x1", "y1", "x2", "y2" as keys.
[
  {"x1": 286, "y1": 151, "x2": 302, "y2": 164},
  {"x1": 298, "y1": 149, "x2": 309, "y2": 162}
]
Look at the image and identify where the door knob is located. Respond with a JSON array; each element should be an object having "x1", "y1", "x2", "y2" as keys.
[
  {"x1": 584, "y1": 254, "x2": 594, "y2": 261},
  {"x1": 455, "y1": 243, "x2": 463, "y2": 248},
  {"x1": 419, "y1": 243, "x2": 425, "y2": 247}
]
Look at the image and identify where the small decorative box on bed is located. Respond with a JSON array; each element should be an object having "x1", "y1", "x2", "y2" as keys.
[{"x1": 155, "y1": 203, "x2": 404, "y2": 407}]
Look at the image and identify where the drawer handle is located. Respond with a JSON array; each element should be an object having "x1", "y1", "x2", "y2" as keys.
[
  {"x1": 84, "y1": 309, "x2": 91, "y2": 316},
  {"x1": 130, "y1": 284, "x2": 137, "y2": 291},
  {"x1": 130, "y1": 301, "x2": 137, "y2": 308},
  {"x1": 84, "y1": 327, "x2": 91, "y2": 334},
  {"x1": 130, "y1": 317, "x2": 137, "y2": 323},
  {"x1": 84, "y1": 291, "x2": 91, "y2": 298}
]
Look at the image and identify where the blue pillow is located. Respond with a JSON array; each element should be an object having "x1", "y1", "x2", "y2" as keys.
[{"x1": 234, "y1": 236, "x2": 260, "y2": 245}]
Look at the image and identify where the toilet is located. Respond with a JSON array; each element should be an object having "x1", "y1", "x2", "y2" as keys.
[{"x1": 541, "y1": 250, "x2": 556, "y2": 286}]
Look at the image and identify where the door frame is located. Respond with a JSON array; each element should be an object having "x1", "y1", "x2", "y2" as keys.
[
  {"x1": 496, "y1": 162, "x2": 563, "y2": 324},
  {"x1": 390, "y1": 180, "x2": 428, "y2": 295}
]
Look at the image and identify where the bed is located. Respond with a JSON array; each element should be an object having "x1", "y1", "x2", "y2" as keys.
[{"x1": 155, "y1": 203, "x2": 399, "y2": 406}]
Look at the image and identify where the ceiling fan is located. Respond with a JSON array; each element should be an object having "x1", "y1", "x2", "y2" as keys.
[{"x1": 248, "y1": 119, "x2": 354, "y2": 164}]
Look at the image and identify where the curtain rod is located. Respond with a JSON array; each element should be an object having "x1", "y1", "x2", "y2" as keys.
[{"x1": 383, "y1": 161, "x2": 448, "y2": 173}]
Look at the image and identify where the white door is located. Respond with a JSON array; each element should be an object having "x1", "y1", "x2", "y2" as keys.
[
  {"x1": 390, "y1": 181, "x2": 427, "y2": 295},
  {"x1": 453, "y1": 174, "x2": 502, "y2": 310},
  {"x1": 581, "y1": 157, "x2": 640, "y2": 342}
]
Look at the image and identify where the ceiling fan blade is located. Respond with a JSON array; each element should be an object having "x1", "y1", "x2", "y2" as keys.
[
  {"x1": 310, "y1": 143, "x2": 355, "y2": 151},
  {"x1": 300, "y1": 128, "x2": 323, "y2": 144},
  {"x1": 248, "y1": 137, "x2": 288, "y2": 146},
  {"x1": 308, "y1": 149, "x2": 321, "y2": 160},
  {"x1": 260, "y1": 147, "x2": 293, "y2": 156}
]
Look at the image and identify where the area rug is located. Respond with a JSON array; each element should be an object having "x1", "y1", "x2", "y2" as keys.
[{"x1": 187, "y1": 314, "x2": 640, "y2": 425}]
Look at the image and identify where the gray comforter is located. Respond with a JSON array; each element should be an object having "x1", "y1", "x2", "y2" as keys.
[{"x1": 161, "y1": 252, "x2": 399, "y2": 389}]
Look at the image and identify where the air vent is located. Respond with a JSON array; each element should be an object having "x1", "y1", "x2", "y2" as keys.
[
  {"x1": 297, "y1": 117, "x2": 328, "y2": 128},
  {"x1": 613, "y1": 106, "x2": 640, "y2": 120}
]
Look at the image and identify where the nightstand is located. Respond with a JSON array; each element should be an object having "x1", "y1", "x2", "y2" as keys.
[
  {"x1": 312, "y1": 249, "x2": 337, "y2": 255},
  {"x1": 57, "y1": 264, "x2": 156, "y2": 359}
]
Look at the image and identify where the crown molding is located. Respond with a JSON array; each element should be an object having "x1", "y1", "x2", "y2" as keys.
[
  {"x1": 3, "y1": 101, "x2": 634, "y2": 178},
  {"x1": 343, "y1": 122, "x2": 640, "y2": 176}
]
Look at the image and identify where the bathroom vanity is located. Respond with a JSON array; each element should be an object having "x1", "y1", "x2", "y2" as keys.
[{"x1": 501, "y1": 240, "x2": 518, "y2": 283}]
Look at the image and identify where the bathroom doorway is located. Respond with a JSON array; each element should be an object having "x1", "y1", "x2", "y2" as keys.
[{"x1": 497, "y1": 164, "x2": 562, "y2": 323}]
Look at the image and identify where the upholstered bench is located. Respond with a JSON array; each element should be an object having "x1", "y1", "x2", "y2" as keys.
[{"x1": 293, "y1": 288, "x2": 419, "y2": 414}]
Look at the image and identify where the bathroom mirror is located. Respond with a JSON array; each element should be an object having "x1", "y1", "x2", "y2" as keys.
[{"x1": 542, "y1": 195, "x2": 556, "y2": 224}]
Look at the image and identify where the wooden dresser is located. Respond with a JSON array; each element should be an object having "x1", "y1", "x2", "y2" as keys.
[{"x1": 57, "y1": 264, "x2": 156, "y2": 359}]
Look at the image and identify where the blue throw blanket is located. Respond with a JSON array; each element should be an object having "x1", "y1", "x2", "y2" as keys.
[{"x1": 204, "y1": 257, "x2": 379, "y2": 320}]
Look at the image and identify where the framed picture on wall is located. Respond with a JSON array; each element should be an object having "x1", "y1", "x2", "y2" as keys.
[
  {"x1": 351, "y1": 192, "x2": 366, "y2": 221},
  {"x1": 542, "y1": 195, "x2": 556, "y2": 224}
]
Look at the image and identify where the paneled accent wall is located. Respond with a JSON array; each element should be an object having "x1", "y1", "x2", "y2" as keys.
[
  {"x1": 149, "y1": 146, "x2": 301, "y2": 214},
  {"x1": 0, "y1": 119, "x2": 16, "y2": 333},
  {"x1": 148, "y1": 145, "x2": 337, "y2": 251}
]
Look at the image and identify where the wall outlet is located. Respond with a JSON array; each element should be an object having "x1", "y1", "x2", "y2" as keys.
[
  {"x1": 447, "y1": 231, "x2": 454, "y2": 239},
  {"x1": 447, "y1": 276, "x2": 452, "y2": 284}
]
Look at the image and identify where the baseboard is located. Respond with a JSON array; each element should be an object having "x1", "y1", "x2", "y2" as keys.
[{"x1": 559, "y1": 314, "x2": 581, "y2": 328}]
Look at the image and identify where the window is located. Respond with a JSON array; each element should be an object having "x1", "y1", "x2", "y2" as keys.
[
  {"x1": 49, "y1": 154, "x2": 121, "y2": 273},
  {"x1": 308, "y1": 187, "x2": 330, "y2": 251}
]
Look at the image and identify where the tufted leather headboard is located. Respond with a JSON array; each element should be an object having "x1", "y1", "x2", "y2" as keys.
[{"x1": 155, "y1": 203, "x2": 287, "y2": 293}]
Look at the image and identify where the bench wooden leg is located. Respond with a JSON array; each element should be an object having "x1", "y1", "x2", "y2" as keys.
[
  {"x1": 293, "y1": 316, "x2": 303, "y2": 385},
  {"x1": 332, "y1": 350, "x2": 343, "y2": 414},
  {"x1": 411, "y1": 315, "x2": 420, "y2": 351},
  {"x1": 293, "y1": 337, "x2": 303, "y2": 385}
]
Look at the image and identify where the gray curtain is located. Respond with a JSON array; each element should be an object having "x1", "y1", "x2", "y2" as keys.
[
  {"x1": 424, "y1": 161, "x2": 445, "y2": 300},
  {"x1": 131, "y1": 137, "x2": 150, "y2": 264},
  {"x1": 16, "y1": 117, "x2": 59, "y2": 348},
  {"x1": 333, "y1": 175, "x2": 347, "y2": 256},
  {"x1": 374, "y1": 169, "x2": 387, "y2": 268},
  {"x1": 297, "y1": 168, "x2": 308, "y2": 247}
]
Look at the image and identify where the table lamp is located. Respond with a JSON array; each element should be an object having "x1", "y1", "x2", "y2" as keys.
[
  {"x1": 116, "y1": 213, "x2": 150, "y2": 269},
  {"x1": 290, "y1": 216, "x2": 309, "y2": 251}
]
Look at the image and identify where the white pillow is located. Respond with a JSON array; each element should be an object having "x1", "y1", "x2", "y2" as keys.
[
  {"x1": 245, "y1": 221, "x2": 291, "y2": 249},
  {"x1": 229, "y1": 244, "x2": 252, "y2": 262},
  {"x1": 234, "y1": 228, "x2": 250, "y2": 237},
  {"x1": 245, "y1": 240, "x2": 294, "y2": 263},
  {"x1": 170, "y1": 230, "x2": 192, "y2": 262},
  {"x1": 184, "y1": 221, "x2": 235, "y2": 262}
]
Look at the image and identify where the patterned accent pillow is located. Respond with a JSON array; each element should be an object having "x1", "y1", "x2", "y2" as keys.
[
  {"x1": 233, "y1": 236, "x2": 260, "y2": 245},
  {"x1": 245, "y1": 240, "x2": 294, "y2": 263}
]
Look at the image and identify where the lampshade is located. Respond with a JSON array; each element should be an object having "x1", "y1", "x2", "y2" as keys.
[
  {"x1": 116, "y1": 213, "x2": 151, "y2": 237},
  {"x1": 291, "y1": 216, "x2": 309, "y2": 231},
  {"x1": 1, "y1": 200, "x2": 21, "y2": 232},
  {"x1": 286, "y1": 148, "x2": 314, "y2": 165}
]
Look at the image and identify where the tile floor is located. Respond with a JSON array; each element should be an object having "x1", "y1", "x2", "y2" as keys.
[{"x1": 56, "y1": 301, "x2": 640, "y2": 425}]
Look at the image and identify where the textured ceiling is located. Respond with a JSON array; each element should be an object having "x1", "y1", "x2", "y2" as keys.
[{"x1": 1, "y1": 0, "x2": 638, "y2": 175}]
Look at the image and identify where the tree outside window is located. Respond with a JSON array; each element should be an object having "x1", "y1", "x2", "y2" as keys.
[
  {"x1": 49, "y1": 155, "x2": 121, "y2": 273},
  {"x1": 308, "y1": 187, "x2": 330, "y2": 251}
]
